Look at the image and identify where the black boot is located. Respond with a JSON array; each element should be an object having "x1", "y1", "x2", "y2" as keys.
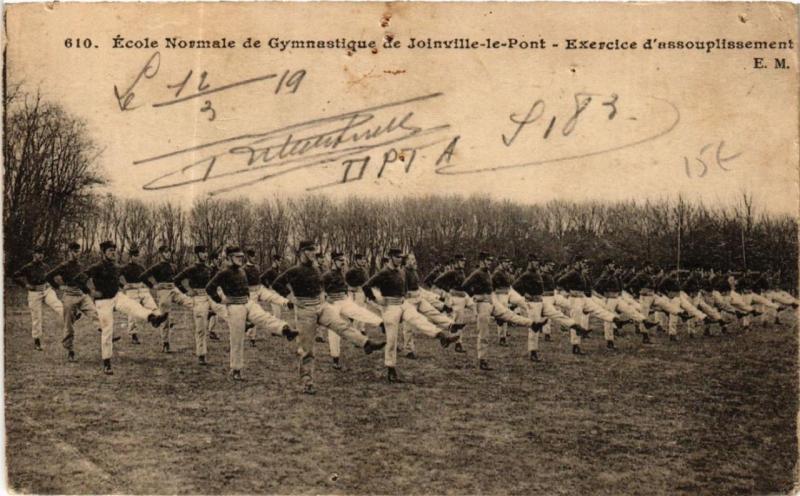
[
  {"x1": 364, "y1": 339, "x2": 386, "y2": 354},
  {"x1": 544, "y1": 334, "x2": 552, "y2": 342},
  {"x1": 131, "y1": 333, "x2": 141, "y2": 345},
  {"x1": 387, "y1": 367, "x2": 401, "y2": 383},
  {"x1": 454, "y1": 342, "x2": 466, "y2": 353},
  {"x1": 438, "y1": 332, "x2": 459, "y2": 348},
  {"x1": 103, "y1": 359, "x2": 113, "y2": 375},
  {"x1": 162, "y1": 342, "x2": 171, "y2": 353},
  {"x1": 642, "y1": 333, "x2": 652, "y2": 344},
  {"x1": 449, "y1": 323, "x2": 466, "y2": 333},
  {"x1": 529, "y1": 351, "x2": 541, "y2": 362},
  {"x1": 209, "y1": 331, "x2": 220, "y2": 341},
  {"x1": 198, "y1": 355, "x2": 208, "y2": 365},
  {"x1": 282, "y1": 326, "x2": 299, "y2": 342},
  {"x1": 231, "y1": 369, "x2": 244, "y2": 381},
  {"x1": 405, "y1": 351, "x2": 417, "y2": 360},
  {"x1": 67, "y1": 350, "x2": 76, "y2": 362},
  {"x1": 148, "y1": 312, "x2": 169, "y2": 328},
  {"x1": 606, "y1": 340, "x2": 616, "y2": 350},
  {"x1": 572, "y1": 344, "x2": 585, "y2": 355},
  {"x1": 498, "y1": 336, "x2": 508, "y2": 347},
  {"x1": 332, "y1": 357, "x2": 342, "y2": 370},
  {"x1": 669, "y1": 335, "x2": 678, "y2": 342},
  {"x1": 479, "y1": 359, "x2": 493, "y2": 371},
  {"x1": 250, "y1": 339, "x2": 257, "y2": 348},
  {"x1": 34, "y1": 338, "x2": 43, "y2": 351}
]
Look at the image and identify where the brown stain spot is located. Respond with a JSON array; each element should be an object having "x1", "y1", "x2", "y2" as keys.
[
  {"x1": 346, "y1": 50, "x2": 353, "y2": 57},
  {"x1": 739, "y1": 14, "x2": 748, "y2": 23},
  {"x1": 570, "y1": 67, "x2": 576, "y2": 73},
  {"x1": 45, "y1": 0, "x2": 58, "y2": 10},
  {"x1": 384, "y1": 33, "x2": 395, "y2": 44},
  {"x1": 381, "y1": 13, "x2": 392, "y2": 27},
  {"x1": 344, "y1": 66, "x2": 379, "y2": 86},
  {"x1": 383, "y1": 69, "x2": 406, "y2": 75},
  {"x1": 371, "y1": 48, "x2": 379, "y2": 55}
]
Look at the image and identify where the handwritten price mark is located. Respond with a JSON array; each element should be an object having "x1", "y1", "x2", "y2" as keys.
[
  {"x1": 502, "y1": 92, "x2": 619, "y2": 147},
  {"x1": 683, "y1": 141, "x2": 742, "y2": 178}
]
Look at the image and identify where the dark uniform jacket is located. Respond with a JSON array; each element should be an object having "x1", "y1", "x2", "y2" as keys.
[
  {"x1": 461, "y1": 268, "x2": 493, "y2": 296},
  {"x1": 345, "y1": 267, "x2": 368, "y2": 288},
  {"x1": 46, "y1": 259, "x2": 88, "y2": 291},
  {"x1": 272, "y1": 262, "x2": 324, "y2": 298},
  {"x1": 433, "y1": 269, "x2": 465, "y2": 292},
  {"x1": 205, "y1": 266, "x2": 250, "y2": 303},
  {"x1": 363, "y1": 267, "x2": 406, "y2": 299},
  {"x1": 121, "y1": 262, "x2": 145, "y2": 284},
  {"x1": 174, "y1": 262, "x2": 213, "y2": 292},
  {"x1": 141, "y1": 260, "x2": 176, "y2": 287},
  {"x1": 84, "y1": 259, "x2": 122, "y2": 300},
  {"x1": 13, "y1": 261, "x2": 50, "y2": 288},
  {"x1": 512, "y1": 270, "x2": 544, "y2": 299}
]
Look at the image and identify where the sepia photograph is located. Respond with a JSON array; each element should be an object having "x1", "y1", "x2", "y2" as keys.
[{"x1": 2, "y1": 2, "x2": 799, "y2": 494}]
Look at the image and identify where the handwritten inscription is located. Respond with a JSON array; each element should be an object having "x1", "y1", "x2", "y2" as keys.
[
  {"x1": 134, "y1": 93, "x2": 450, "y2": 195},
  {"x1": 436, "y1": 95, "x2": 680, "y2": 176},
  {"x1": 684, "y1": 141, "x2": 742, "y2": 178},
  {"x1": 113, "y1": 51, "x2": 305, "y2": 118},
  {"x1": 502, "y1": 92, "x2": 619, "y2": 146}
]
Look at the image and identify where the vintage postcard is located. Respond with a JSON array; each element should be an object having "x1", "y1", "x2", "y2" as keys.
[{"x1": 3, "y1": 2, "x2": 798, "y2": 494}]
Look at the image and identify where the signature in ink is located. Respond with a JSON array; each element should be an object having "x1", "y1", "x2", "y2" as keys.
[{"x1": 134, "y1": 92, "x2": 450, "y2": 195}]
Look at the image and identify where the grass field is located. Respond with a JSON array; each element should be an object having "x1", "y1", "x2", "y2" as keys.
[{"x1": 4, "y1": 286, "x2": 798, "y2": 495}]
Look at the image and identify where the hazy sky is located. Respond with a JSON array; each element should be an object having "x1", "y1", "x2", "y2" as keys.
[{"x1": 6, "y1": 2, "x2": 798, "y2": 215}]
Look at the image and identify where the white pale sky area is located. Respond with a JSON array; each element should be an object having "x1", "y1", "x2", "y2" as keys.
[{"x1": 5, "y1": 2, "x2": 798, "y2": 216}]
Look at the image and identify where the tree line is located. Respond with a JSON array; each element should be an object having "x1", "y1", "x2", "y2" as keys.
[{"x1": 16, "y1": 192, "x2": 799, "y2": 286}]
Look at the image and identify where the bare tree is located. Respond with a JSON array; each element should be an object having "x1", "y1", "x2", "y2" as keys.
[{"x1": 4, "y1": 86, "x2": 106, "y2": 267}]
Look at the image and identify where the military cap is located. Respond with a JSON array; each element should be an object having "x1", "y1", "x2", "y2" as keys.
[
  {"x1": 129, "y1": 245, "x2": 140, "y2": 256},
  {"x1": 298, "y1": 240, "x2": 316, "y2": 251},
  {"x1": 331, "y1": 250, "x2": 345, "y2": 260},
  {"x1": 245, "y1": 248, "x2": 256, "y2": 257},
  {"x1": 225, "y1": 245, "x2": 244, "y2": 256},
  {"x1": 454, "y1": 254, "x2": 465, "y2": 261},
  {"x1": 272, "y1": 254, "x2": 282, "y2": 261},
  {"x1": 194, "y1": 245, "x2": 207, "y2": 254},
  {"x1": 158, "y1": 245, "x2": 170, "y2": 253},
  {"x1": 99, "y1": 240, "x2": 117, "y2": 252},
  {"x1": 68, "y1": 242, "x2": 81, "y2": 251},
  {"x1": 388, "y1": 248, "x2": 404, "y2": 257},
  {"x1": 32, "y1": 246, "x2": 44, "y2": 254}
]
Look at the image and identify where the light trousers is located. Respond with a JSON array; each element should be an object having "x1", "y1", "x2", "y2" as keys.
[
  {"x1": 157, "y1": 288, "x2": 193, "y2": 343},
  {"x1": 96, "y1": 293, "x2": 152, "y2": 360},
  {"x1": 28, "y1": 287, "x2": 63, "y2": 339},
  {"x1": 124, "y1": 287, "x2": 158, "y2": 336},
  {"x1": 62, "y1": 292, "x2": 99, "y2": 351},
  {"x1": 328, "y1": 296, "x2": 383, "y2": 358},
  {"x1": 295, "y1": 302, "x2": 368, "y2": 385},
  {"x1": 225, "y1": 300, "x2": 289, "y2": 370},
  {"x1": 402, "y1": 296, "x2": 452, "y2": 354}
]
